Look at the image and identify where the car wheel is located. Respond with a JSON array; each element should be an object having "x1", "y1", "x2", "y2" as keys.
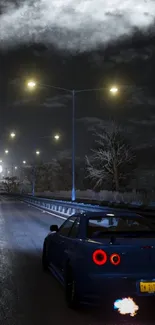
[
  {"x1": 42, "y1": 241, "x2": 48, "y2": 271},
  {"x1": 65, "y1": 266, "x2": 80, "y2": 309}
]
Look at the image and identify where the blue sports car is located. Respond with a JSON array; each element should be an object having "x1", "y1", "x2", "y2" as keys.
[{"x1": 42, "y1": 211, "x2": 155, "y2": 308}]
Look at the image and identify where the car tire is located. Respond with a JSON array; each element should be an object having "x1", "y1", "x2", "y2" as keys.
[
  {"x1": 65, "y1": 266, "x2": 80, "y2": 309},
  {"x1": 42, "y1": 241, "x2": 48, "y2": 271}
]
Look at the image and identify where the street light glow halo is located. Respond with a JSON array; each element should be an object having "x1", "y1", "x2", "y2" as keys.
[
  {"x1": 27, "y1": 80, "x2": 36, "y2": 88},
  {"x1": 54, "y1": 134, "x2": 60, "y2": 140},
  {"x1": 110, "y1": 86, "x2": 118, "y2": 94},
  {"x1": 10, "y1": 132, "x2": 16, "y2": 138}
]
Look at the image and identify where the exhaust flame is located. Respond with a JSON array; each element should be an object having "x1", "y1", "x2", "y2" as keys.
[{"x1": 114, "y1": 297, "x2": 139, "y2": 317}]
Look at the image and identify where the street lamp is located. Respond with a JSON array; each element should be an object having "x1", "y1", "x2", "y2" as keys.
[
  {"x1": 54, "y1": 134, "x2": 60, "y2": 141},
  {"x1": 15, "y1": 166, "x2": 18, "y2": 170},
  {"x1": 27, "y1": 81, "x2": 36, "y2": 89},
  {"x1": 23, "y1": 160, "x2": 26, "y2": 164},
  {"x1": 26, "y1": 80, "x2": 119, "y2": 201},
  {"x1": 110, "y1": 87, "x2": 118, "y2": 94},
  {"x1": 5, "y1": 150, "x2": 9, "y2": 154},
  {"x1": 36, "y1": 150, "x2": 40, "y2": 155},
  {"x1": 10, "y1": 132, "x2": 16, "y2": 138}
]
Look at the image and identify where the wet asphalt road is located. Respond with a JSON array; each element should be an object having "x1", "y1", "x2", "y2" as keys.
[{"x1": 0, "y1": 196, "x2": 155, "y2": 325}]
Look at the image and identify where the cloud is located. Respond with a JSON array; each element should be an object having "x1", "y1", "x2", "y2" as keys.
[
  {"x1": 41, "y1": 93, "x2": 72, "y2": 108},
  {"x1": 129, "y1": 116, "x2": 155, "y2": 126},
  {"x1": 78, "y1": 116, "x2": 155, "y2": 150},
  {"x1": 77, "y1": 117, "x2": 129, "y2": 133},
  {"x1": 77, "y1": 117, "x2": 104, "y2": 124},
  {"x1": 77, "y1": 117, "x2": 106, "y2": 129},
  {"x1": 57, "y1": 149, "x2": 71, "y2": 160},
  {"x1": 0, "y1": 1, "x2": 155, "y2": 52},
  {"x1": 126, "y1": 87, "x2": 155, "y2": 106},
  {"x1": 134, "y1": 143, "x2": 154, "y2": 149},
  {"x1": 42, "y1": 102, "x2": 65, "y2": 108},
  {"x1": 41, "y1": 97, "x2": 66, "y2": 108},
  {"x1": 109, "y1": 46, "x2": 154, "y2": 63},
  {"x1": 12, "y1": 98, "x2": 35, "y2": 106},
  {"x1": 12, "y1": 92, "x2": 72, "y2": 108}
]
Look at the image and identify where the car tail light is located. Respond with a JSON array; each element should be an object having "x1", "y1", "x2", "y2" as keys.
[
  {"x1": 110, "y1": 253, "x2": 121, "y2": 266},
  {"x1": 92, "y1": 249, "x2": 107, "y2": 266}
]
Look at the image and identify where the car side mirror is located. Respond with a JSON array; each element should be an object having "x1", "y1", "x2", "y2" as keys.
[{"x1": 50, "y1": 224, "x2": 59, "y2": 232}]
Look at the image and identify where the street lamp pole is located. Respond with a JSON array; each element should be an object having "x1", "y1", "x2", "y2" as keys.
[
  {"x1": 32, "y1": 165, "x2": 35, "y2": 196},
  {"x1": 72, "y1": 90, "x2": 75, "y2": 201},
  {"x1": 11, "y1": 163, "x2": 14, "y2": 177},
  {"x1": 27, "y1": 81, "x2": 119, "y2": 202},
  {"x1": 32, "y1": 151, "x2": 41, "y2": 196}
]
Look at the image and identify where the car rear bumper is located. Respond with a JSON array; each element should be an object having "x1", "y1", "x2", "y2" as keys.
[{"x1": 76, "y1": 273, "x2": 155, "y2": 303}]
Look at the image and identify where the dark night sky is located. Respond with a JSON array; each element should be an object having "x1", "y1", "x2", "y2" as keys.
[{"x1": 0, "y1": 1, "x2": 155, "y2": 172}]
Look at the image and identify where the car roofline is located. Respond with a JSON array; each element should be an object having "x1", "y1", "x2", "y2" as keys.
[{"x1": 80, "y1": 211, "x2": 144, "y2": 219}]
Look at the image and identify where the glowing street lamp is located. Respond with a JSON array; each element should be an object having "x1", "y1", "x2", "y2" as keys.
[
  {"x1": 27, "y1": 80, "x2": 36, "y2": 89},
  {"x1": 54, "y1": 134, "x2": 60, "y2": 141},
  {"x1": 8, "y1": 170, "x2": 10, "y2": 174},
  {"x1": 23, "y1": 160, "x2": 26, "y2": 164},
  {"x1": 110, "y1": 86, "x2": 118, "y2": 94},
  {"x1": 10, "y1": 132, "x2": 16, "y2": 138},
  {"x1": 15, "y1": 166, "x2": 18, "y2": 170},
  {"x1": 5, "y1": 150, "x2": 9, "y2": 154},
  {"x1": 36, "y1": 150, "x2": 40, "y2": 155}
]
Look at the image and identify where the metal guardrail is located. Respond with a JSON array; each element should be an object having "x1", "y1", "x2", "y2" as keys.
[
  {"x1": 3, "y1": 193, "x2": 155, "y2": 222},
  {"x1": 19, "y1": 194, "x2": 112, "y2": 216}
]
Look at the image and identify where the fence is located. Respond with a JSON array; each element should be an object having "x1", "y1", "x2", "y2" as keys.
[
  {"x1": 19, "y1": 194, "x2": 155, "y2": 223},
  {"x1": 31, "y1": 189, "x2": 155, "y2": 206},
  {"x1": 20, "y1": 195, "x2": 114, "y2": 216}
]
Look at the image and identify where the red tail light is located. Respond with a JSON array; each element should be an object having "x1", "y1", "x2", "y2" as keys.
[
  {"x1": 93, "y1": 249, "x2": 107, "y2": 265},
  {"x1": 110, "y1": 253, "x2": 121, "y2": 266}
]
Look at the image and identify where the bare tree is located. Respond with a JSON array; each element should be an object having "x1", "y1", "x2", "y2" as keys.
[
  {"x1": 86, "y1": 122, "x2": 135, "y2": 191},
  {"x1": 2, "y1": 177, "x2": 19, "y2": 193},
  {"x1": 38, "y1": 160, "x2": 61, "y2": 191},
  {"x1": 23, "y1": 160, "x2": 61, "y2": 192},
  {"x1": 57, "y1": 154, "x2": 87, "y2": 190}
]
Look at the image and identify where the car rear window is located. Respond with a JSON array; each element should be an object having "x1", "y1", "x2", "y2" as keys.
[{"x1": 87, "y1": 216, "x2": 153, "y2": 238}]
